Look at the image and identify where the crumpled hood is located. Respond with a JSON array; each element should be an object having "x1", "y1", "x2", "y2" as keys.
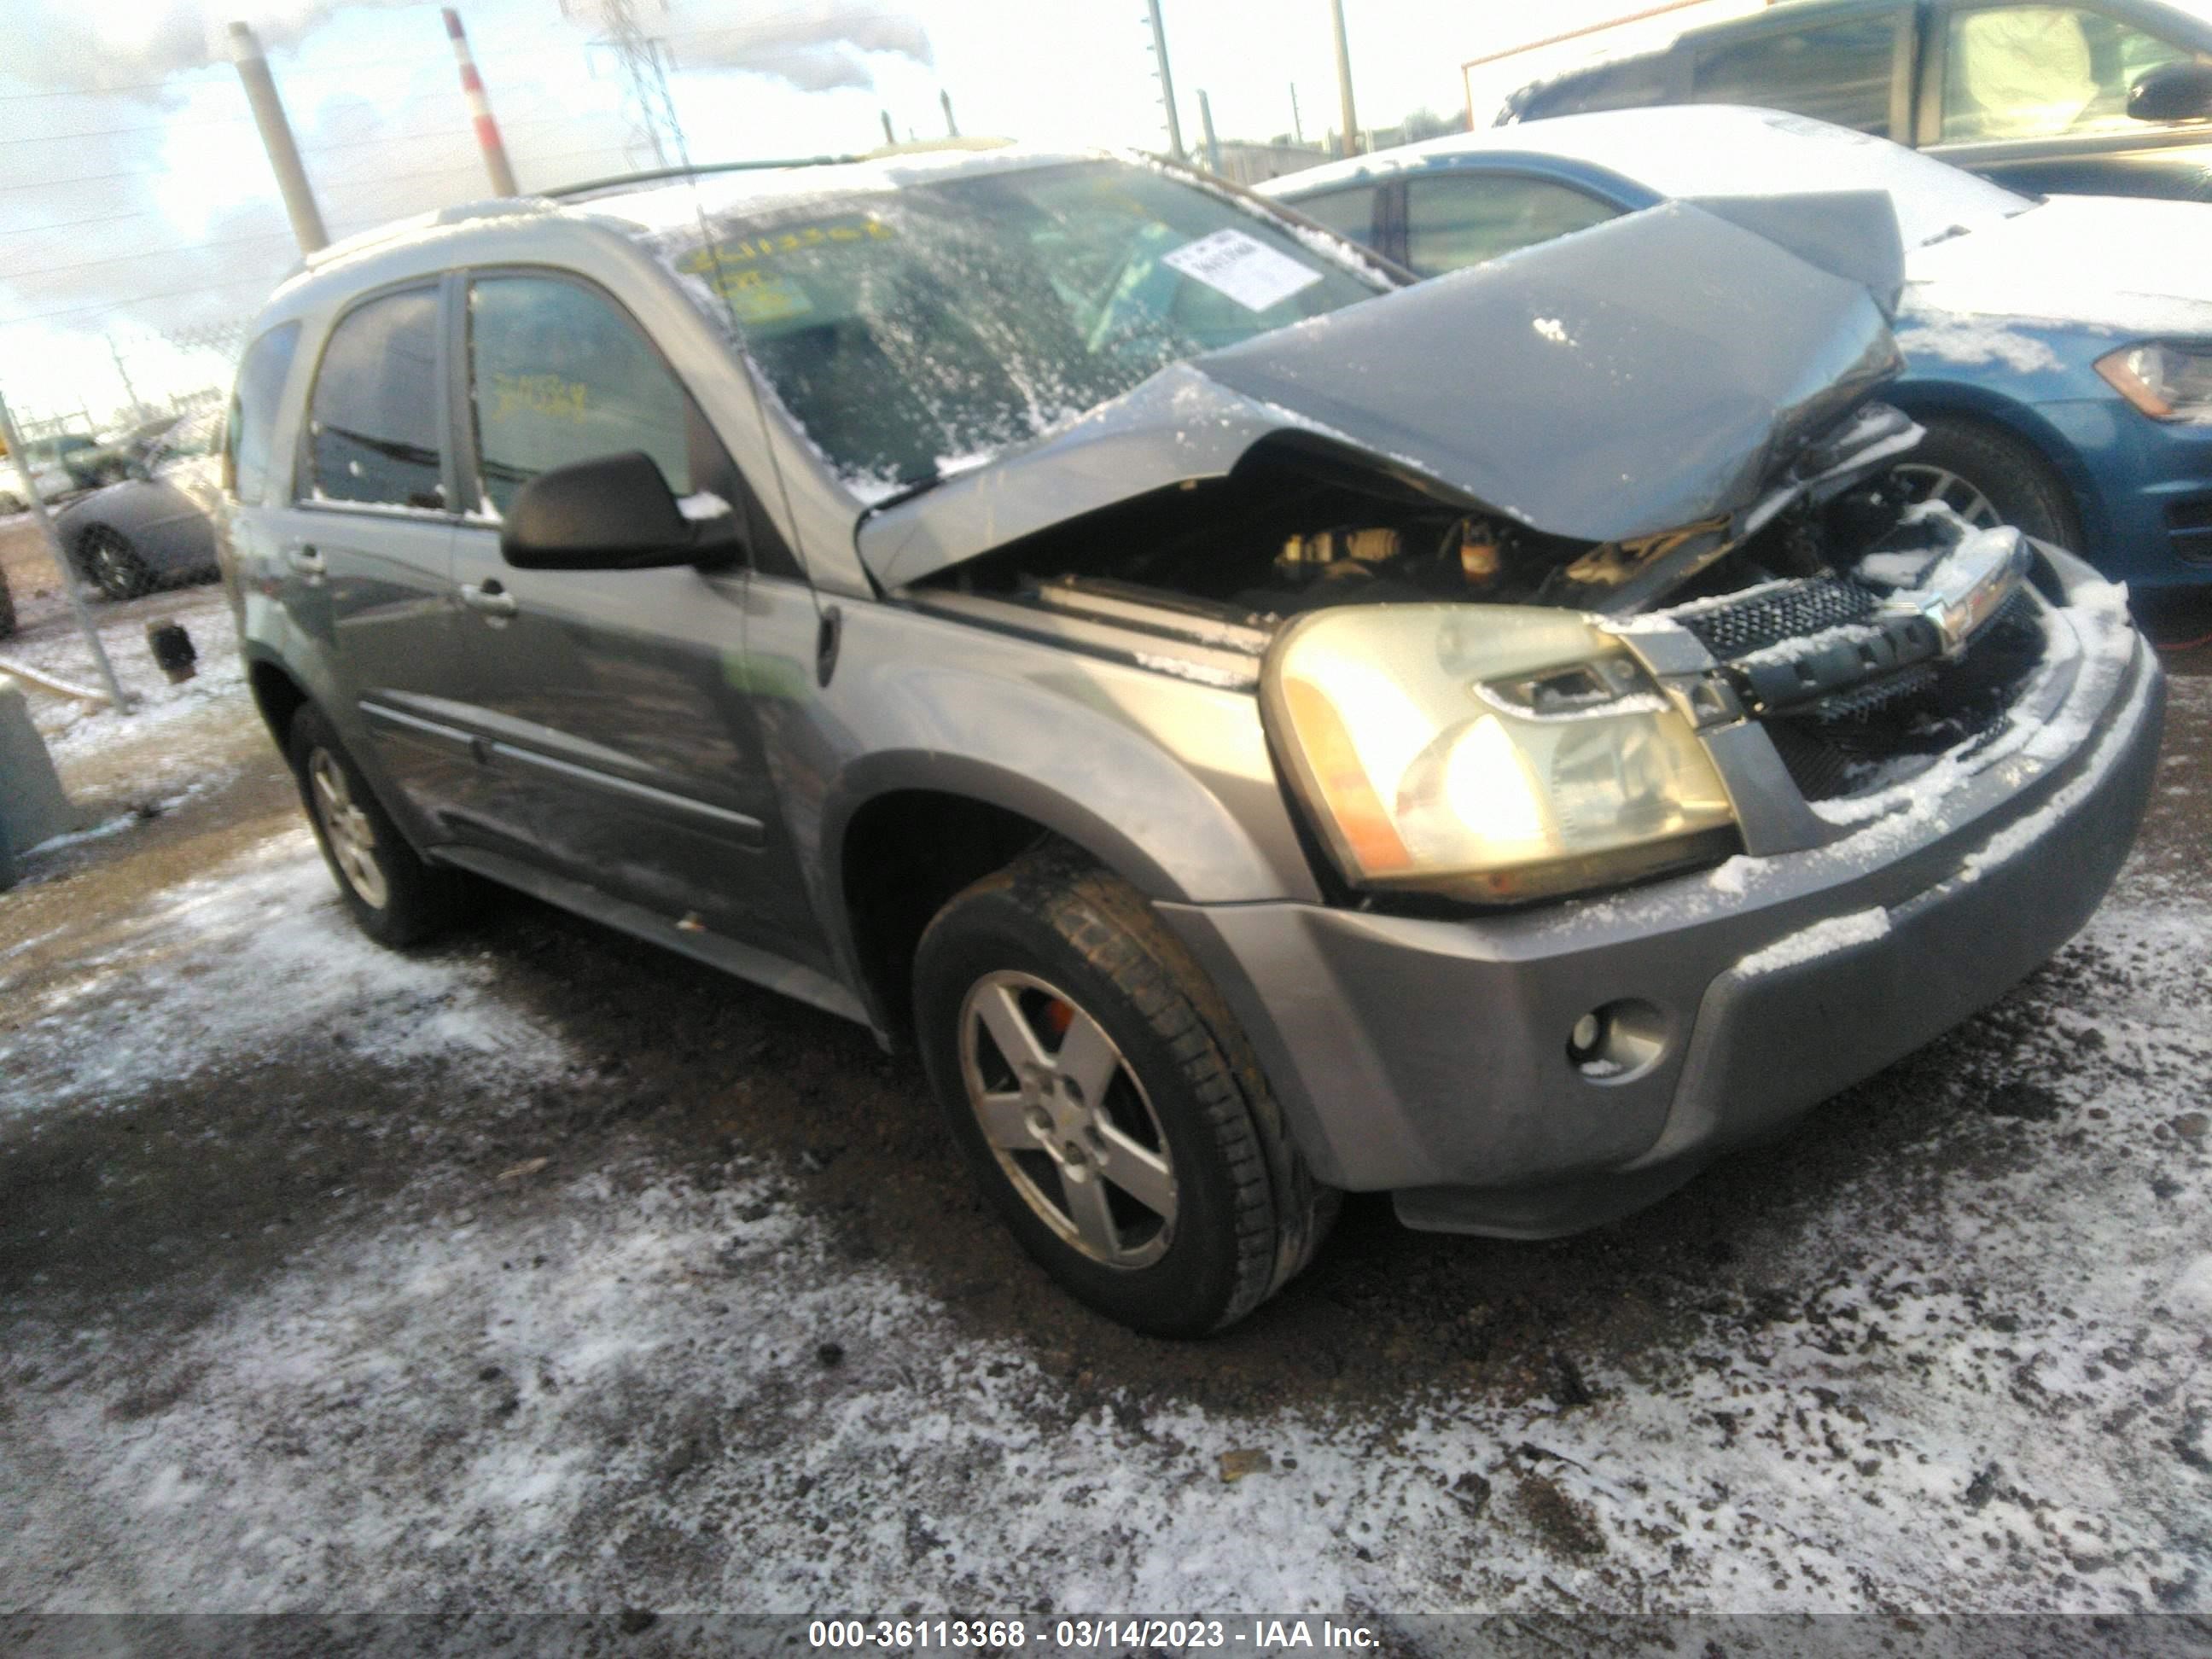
[
  {"x1": 859, "y1": 201, "x2": 1900, "y2": 590},
  {"x1": 1905, "y1": 195, "x2": 2212, "y2": 336}
]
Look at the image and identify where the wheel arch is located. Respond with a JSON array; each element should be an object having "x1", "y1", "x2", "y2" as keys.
[
  {"x1": 1883, "y1": 381, "x2": 2104, "y2": 551},
  {"x1": 826, "y1": 759, "x2": 1192, "y2": 1042}
]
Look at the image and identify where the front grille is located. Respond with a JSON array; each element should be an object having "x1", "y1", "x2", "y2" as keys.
[{"x1": 1672, "y1": 576, "x2": 1883, "y2": 661}]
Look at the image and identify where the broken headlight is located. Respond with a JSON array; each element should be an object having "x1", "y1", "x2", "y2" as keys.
[
  {"x1": 1262, "y1": 604, "x2": 1738, "y2": 903},
  {"x1": 2097, "y1": 341, "x2": 2212, "y2": 423}
]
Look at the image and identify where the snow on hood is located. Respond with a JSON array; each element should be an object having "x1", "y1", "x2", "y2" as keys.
[
  {"x1": 859, "y1": 201, "x2": 1899, "y2": 590},
  {"x1": 1904, "y1": 195, "x2": 2212, "y2": 337}
]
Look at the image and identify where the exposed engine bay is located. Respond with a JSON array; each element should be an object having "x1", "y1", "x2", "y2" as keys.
[{"x1": 916, "y1": 404, "x2": 2058, "y2": 808}]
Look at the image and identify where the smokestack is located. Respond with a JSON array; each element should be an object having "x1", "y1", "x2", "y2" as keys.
[
  {"x1": 228, "y1": 21, "x2": 329, "y2": 253},
  {"x1": 880, "y1": 108, "x2": 895, "y2": 145},
  {"x1": 940, "y1": 87, "x2": 958, "y2": 137},
  {"x1": 1197, "y1": 88, "x2": 1220, "y2": 173},
  {"x1": 444, "y1": 8, "x2": 519, "y2": 195},
  {"x1": 1330, "y1": 0, "x2": 1361, "y2": 157}
]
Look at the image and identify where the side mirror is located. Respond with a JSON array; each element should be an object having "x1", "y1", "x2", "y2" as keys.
[
  {"x1": 499, "y1": 451, "x2": 738, "y2": 572},
  {"x1": 2128, "y1": 59, "x2": 2212, "y2": 123}
]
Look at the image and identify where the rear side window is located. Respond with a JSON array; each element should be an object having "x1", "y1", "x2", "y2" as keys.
[
  {"x1": 1691, "y1": 18, "x2": 1900, "y2": 135},
  {"x1": 306, "y1": 288, "x2": 445, "y2": 510},
  {"x1": 1289, "y1": 185, "x2": 1382, "y2": 252},
  {"x1": 226, "y1": 322, "x2": 299, "y2": 503},
  {"x1": 1401, "y1": 174, "x2": 1621, "y2": 277},
  {"x1": 1521, "y1": 55, "x2": 1672, "y2": 119},
  {"x1": 467, "y1": 275, "x2": 694, "y2": 517}
]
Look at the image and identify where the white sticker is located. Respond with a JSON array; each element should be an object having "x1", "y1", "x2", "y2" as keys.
[{"x1": 1161, "y1": 229, "x2": 1325, "y2": 313}]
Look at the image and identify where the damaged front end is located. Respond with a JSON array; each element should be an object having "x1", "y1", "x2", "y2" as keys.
[{"x1": 886, "y1": 198, "x2": 2135, "y2": 907}]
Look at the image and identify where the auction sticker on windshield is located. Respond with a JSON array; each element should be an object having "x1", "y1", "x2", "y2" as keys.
[{"x1": 1162, "y1": 229, "x2": 1324, "y2": 311}]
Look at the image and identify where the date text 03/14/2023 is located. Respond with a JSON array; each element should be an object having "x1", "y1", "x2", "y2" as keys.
[{"x1": 807, "y1": 1619, "x2": 1383, "y2": 1650}]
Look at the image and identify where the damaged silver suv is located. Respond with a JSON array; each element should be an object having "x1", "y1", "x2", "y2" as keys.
[{"x1": 221, "y1": 148, "x2": 2163, "y2": 1335}]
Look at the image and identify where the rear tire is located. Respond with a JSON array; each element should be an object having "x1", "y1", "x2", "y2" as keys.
[
  {"x1": 1892, "y1": 416, "x2": 2083, "y2": 552},
  {"x1": 288, "y1": 704, "x2": 472, "y2": 948},
  {"x1": 73, "y1": 525, "x2": 152, "y2": 601},
  {"x1": 913, "y1": 845, "x2": 1336, "y2": 1336}
]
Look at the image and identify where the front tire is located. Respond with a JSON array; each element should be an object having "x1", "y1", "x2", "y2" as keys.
[
  {"x1": 74, "y1": 525, "x2": 151, "y2": 601},
  {"x1": 913, "y1": 847, "x2": 1336, "y2": 1336},
  {"x1": 1892, "y1": 416, "x2": 2082, "y2": 551},
  {"x1": 288, "y1": 704, "x2": 471, "y2": 948}
]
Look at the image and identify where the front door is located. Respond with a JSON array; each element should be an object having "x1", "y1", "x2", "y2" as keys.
[{"x1": 444, "y1": 270, "x2": 827, "y2": 968}]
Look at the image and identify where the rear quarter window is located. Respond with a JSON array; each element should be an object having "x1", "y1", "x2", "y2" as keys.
[{"x1": 1691, "y1": 17, "x2": 1901, "y2": 136}]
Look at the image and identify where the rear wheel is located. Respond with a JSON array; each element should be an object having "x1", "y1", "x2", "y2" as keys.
[
  {"x1": 73, "y1": 525, "x2": 152, "y2": 601},
  {"x1": 288, "y1": 704, "x2": 472, "y2": 947},
  {"x1": 913, "y1": 846, "x2": 1336, "y2": 1336},
  {"x1": 1892, "y1": 416, "x2": 2081, "y2": 551}
]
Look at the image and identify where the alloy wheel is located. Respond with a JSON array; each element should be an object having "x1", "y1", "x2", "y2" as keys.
[
  {"x1": 308, "y1": 748, "x2": 390, "y2": 910},
  {"x1": 1892, "y1": 463, "x2": 2000, "y2": 530},
  {"x1": 957, "y1": 969, "x2": 1178, "y2": 1269}
]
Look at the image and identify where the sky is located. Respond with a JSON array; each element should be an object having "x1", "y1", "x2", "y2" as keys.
[{"x1": 0, "y1": 0, "x2": 1751, "y2": 428}]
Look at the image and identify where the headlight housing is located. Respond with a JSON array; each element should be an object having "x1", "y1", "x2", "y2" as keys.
[
  {"x1": 1262, "y1": 604, "x2": 1738, "y2": 904},
  {"x1": 2096, "y1": 341, "x2": 2212, "y2": 422}
]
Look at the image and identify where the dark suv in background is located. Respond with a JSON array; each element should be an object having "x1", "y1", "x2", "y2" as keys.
[{"x1": 1500, "y1": 0, "x2": 2212, "y2": 200}]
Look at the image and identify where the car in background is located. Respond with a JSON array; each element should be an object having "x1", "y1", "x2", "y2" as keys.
[
  {"x1": 1497, "y1": 0, "x2": 2212, "y2": 201},
  {"x1": 52, "y1": 407, "x2": 224, "y2": 599},
  {"x1": 5, "y1": 432, "x2": 132, "y2": 508},
  {"x1": 217, "y1": 148, "x2": 2157, "y2": 1335},
  {"x1": 1264, "y1": 103, "x2": 2212, "y2": 592}
]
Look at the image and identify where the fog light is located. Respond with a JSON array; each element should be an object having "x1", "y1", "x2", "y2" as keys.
[{"x1": 1567, "y1": 998, "x2": 1667, "y2": 1083}]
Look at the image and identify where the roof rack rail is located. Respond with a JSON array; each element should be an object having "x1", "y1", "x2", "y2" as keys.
[{"x1": 544, "y1": 155, "x2": 862, "y2": 199}]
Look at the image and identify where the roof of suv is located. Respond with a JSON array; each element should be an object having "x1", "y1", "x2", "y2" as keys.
[{"x1": 286, "y1": 141, "x2": 1091, "y2": 287}]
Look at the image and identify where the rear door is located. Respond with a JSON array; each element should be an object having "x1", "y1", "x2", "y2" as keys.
[
  {"x1": 1686, "y1": 1, "x2": 1915, "y2": 137},
  {"x1": 444, "y1": 268, "x2": 826, "y2": 967},
  {"x1": 268, "y1": 283, "x2": 473, "y2": 835}
]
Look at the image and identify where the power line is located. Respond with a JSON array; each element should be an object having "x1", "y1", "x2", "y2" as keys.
[
  {"x1": 3, "y1": 270, "x2": 282, "y2": 328},
  {"x1": 3, "y1": 230, "x2": 300, "y2": 285}
]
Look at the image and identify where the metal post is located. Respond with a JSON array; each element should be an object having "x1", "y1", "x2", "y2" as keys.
[
  {"x1": 228, "y1": 21, "x2": 328, "y2": 254},
  {"x1": 1197, "y1": 89, "x2": 1222, "y2": 174},
  {"x1": 0, "y1": 388, "x2": 128, "y2": 713},
  {"x1": 107, "y1": 337, "x2": 145, "y2": 423},
  {"x1": 1145, "y1": 0, "x2": 1185, "y2": 160},
  {"x1": 940, "y1": 88, "x2": 959, "y2": 137},
  {"x1": 1330, "y1": 0, "x2": 1361, "y2": 157},
  {"x1": 443, "y1": 8, "x2": 519, "y2": 195}
]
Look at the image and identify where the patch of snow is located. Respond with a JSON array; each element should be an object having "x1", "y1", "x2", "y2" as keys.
[
  {"x1": 1130, "y1": 651, "x2": 1252, "y2": 690},
  {"x1": 1735, "y1": 906, "x2": 1890, "y2": 976},
  {"x1": 1895, "y1": 313, "x2": 2063, "y2": 375},
  {"x1": 675, "y1": 491, "x2": 731, "y2": 522}
]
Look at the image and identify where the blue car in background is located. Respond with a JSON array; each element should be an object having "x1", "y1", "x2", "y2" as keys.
[{"x1": 1263, "y1": 103, "x2": 2212, "y2": 592}]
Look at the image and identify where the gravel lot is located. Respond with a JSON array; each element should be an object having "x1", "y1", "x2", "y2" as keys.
[{"x1": 2, "y1": 520, "x2": 2209, "y2": 1635}]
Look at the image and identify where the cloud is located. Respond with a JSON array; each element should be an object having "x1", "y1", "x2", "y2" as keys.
[{"x1": 578, "y1": 0, "x2": 934, "y2": 93}]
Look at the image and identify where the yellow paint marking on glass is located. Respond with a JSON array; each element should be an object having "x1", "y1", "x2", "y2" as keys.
[{"x1": 489, "y1": 371, "x2": 588, "y2": 423}]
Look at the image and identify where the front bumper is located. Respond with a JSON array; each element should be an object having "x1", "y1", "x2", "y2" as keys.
[{"x1": 1159, "y1": 591, "x2": 2164, "y2": 1237}]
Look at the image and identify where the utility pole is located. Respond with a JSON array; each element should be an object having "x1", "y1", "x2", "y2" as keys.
[
  {"x1": 1197, "y1": 89, "x2": 1222, "y2": 174},
  {"x1": 1290, "y1": 81, "x2": 1305, "y2": 144},
  {"x1": 1330, "y1": 0, "x2": 1361, "y2": 157},
  {"x1": 0, "y1": 388, "x2": 128, "y2": 713},
  {"x1": 940, "y1": 89, "x2": 959, "y2": 137},
  {"x1": 443, "y1": 8, "x2": 519, "y2": 195},
  {"x1": 228, "y1": 22, "x2": 328, "y2": 254},
  {"x1": 106, "y1": 338, "x2": 145, "y2": 423},
  {"x1": 565, "y1": 0, "x2": 690, "y2": 171},
  {"x1": 1144, "y1": 0, "x2": 1185, "y2": 160}
]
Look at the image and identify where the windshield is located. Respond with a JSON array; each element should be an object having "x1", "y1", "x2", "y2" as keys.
[
  {"x1": 1539, "y1": 108, "x2": 2035, "y2": 247},
  {"x1": 657, "y1": 159, "x2": 1384, "y2": 496}
]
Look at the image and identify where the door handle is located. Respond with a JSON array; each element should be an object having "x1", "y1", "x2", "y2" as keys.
[
  {"x1": 460, "y1": 579, "x2": 519, "y2": 621},
  {"x1": 286, "y1": 544, "x2": 326, "y2": 582}
]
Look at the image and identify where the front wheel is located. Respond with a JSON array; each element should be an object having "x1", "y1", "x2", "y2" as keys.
[
  {"x1": 913, "y1": 847, "x2": 1336, "y2": 1336},
  {"x1": 74, "y1": 525, "x2": 151, "y2": 601},
  {"x1": 288, "y1": 704, "x2": 473, "y2": 948},
  {"x1": 1890, "y1": 416, "x2": 2082, "y2": 551}
]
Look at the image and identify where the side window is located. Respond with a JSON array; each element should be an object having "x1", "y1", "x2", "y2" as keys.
[
  {"x1": 1691, "y1": 18, "x2": 1901, "y2": 135},
  {"x1": 1289, "y1": 186, "x2": 1382, "y2": 252},
  {"x1": 225, "y1": 320, "x2": 300, "y2": 504},
  {"x1": 1525, "y1": 55, "x2": 1672, "y2": 119},
  {"x1": 468, "y1": 275, "x2": 693, "y2": 517},
  {"x1": 1400, "y1": 174, "x2": 1621, "y2": 277},
  {"x1": 1942, "y1": 6, "x2": 2197, "y2": 141},
  {"x1": 306, "y1": 289, "x2": 445, "y2": 510}
]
